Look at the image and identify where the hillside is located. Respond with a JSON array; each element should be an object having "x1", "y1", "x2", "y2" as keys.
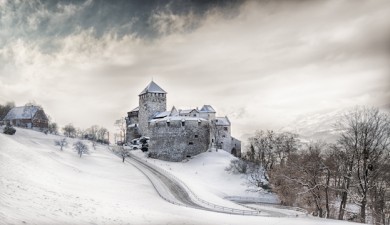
[{"x1": 0, "y1": 127, "x2": 356, "y2": 225}]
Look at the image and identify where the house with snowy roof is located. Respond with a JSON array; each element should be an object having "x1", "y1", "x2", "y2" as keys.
[
  {"x1": 2, "y1": 105, "x2": 49, "y2": 130},
  {"x1": 125, "y1": 81, "x2": 241, "y2": 162}
]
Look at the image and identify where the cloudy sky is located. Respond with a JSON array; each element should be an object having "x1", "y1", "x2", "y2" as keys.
[{"x1": 0, "y1": 0, "x2": 389, "y2": 140}]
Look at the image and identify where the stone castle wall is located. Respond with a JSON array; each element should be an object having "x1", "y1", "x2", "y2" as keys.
[
  {"x1": 148, "y1": 119, "x2": 210, "y2": 162},
  {"x1": 138, "y1": 93, "x2": 166, "y2": 136}
]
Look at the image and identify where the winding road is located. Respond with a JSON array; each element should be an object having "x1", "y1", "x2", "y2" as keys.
[{"x1": 111, "y1": 148, "x2": 302, "y2": 217}]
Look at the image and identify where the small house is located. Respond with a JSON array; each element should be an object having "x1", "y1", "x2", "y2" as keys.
[{"x1": 2, "y1": 105, "x2": 49, "y2": 130}]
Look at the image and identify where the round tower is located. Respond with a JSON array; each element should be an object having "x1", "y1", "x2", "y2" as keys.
[{"x1": 138, "y1": 81, "x2": 167, "y2": 136}]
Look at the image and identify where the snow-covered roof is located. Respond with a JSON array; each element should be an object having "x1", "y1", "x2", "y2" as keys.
[
  {"x1": 139, "y1": 81, "x2": 167, "y2": 95},
  {"x1": 215, "y1": 117, "x2": 230, "y2": 126},
  {"x1": 154, "y1": 111, "x2": 171, "y2": 118},
  {"x1": 150, "y1": 116, "x2": 207, "y2": 123},
  {"x1": 179, "y1": 109, "x2": 199, "y2": 114},
  {"x1": 3, "y1": 106, "x2": 41, "y2": 120},
  {"x1": 200, "y1": 105, "x2": 216, "y2": 113}
]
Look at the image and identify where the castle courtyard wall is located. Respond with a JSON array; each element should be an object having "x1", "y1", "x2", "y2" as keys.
[{"x1": 148, "y1": 119, "x2": 210, "y2": 162}]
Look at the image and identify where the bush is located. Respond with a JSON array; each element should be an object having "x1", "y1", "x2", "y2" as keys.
[
  {"x1": 3, "y1": 125, "x2": 16, "y2": 135},
  {"x1": 225, "y1": 159, "x2": 248, "y2": 174}
]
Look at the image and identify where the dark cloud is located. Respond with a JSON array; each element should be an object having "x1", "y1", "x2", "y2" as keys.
[{"x1": 0, "y1": 0, "x2": 389, "y2": 140}]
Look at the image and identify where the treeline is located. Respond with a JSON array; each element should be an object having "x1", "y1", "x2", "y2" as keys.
[
  {"x1": 0, "y1": 102, "x2": 15, "y2": 121},
  {"x1": 241, "y1": 107, "x2": 390, "y2": 224},
  {"x1": 62, "y1": 123, "x2": 109, "y2": 145}
]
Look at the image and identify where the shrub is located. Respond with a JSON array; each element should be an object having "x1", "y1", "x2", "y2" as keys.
[{"x1": 3, "y1": 125, "x2": 16, "y2": 135}]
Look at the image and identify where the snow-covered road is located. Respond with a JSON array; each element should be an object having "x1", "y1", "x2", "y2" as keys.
[{"x1": 121, "y1": 151, "x2": 279, "y2": 216}]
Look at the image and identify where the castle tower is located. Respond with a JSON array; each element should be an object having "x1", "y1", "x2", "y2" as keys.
[{"x1": 138, "y1": 81, "x2": 167, "y2": 136}]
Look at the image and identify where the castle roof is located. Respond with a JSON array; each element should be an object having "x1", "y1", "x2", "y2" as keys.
[
  {"x1": 200, "y1": 105, "x2": 216, "y2": 113},
  {"x1": 215, "y1": 116, "x2": 231, "y2": 126},
  {"x1": 3, "y1": 106, "x2": 43, "y2": 120},
  {"x1": 139, "y1": 81, "x2": 167, "y2": 95},
  {"x1": 179, "y1": 108, "x2": 199, "y2": 114},
  {"x1": 129, "y1": 106, "x2": 139, "y2": 112},
  {"x1": 150, "y1": 116, "x2": 207, "y2": 123}
]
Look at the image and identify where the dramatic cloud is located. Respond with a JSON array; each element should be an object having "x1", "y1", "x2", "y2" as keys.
[{"x1": 0, "y1": 0, "x2": 389, "y2": 141}]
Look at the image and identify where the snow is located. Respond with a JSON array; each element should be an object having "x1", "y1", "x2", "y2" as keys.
[
  {"x1": 200, "y1": 105, "x2": 216, "y2": 113},
  {"x1": 133, "y1": 150, "x2": 278, "y2": 204},
  {"x1": 0, "y1": 127, "x2": 358, "y2": 225},
  {"x1": 139, "y1": 81, "x2": 167, "y2": 95},
  {"x1": 150, "y1": 116, "x2": 207, "y2": 122},
  {"x1": 3, "y1": 106, "x2": 40, "y2": 120},
  {"x1": 215, "y1": 116, "x2": 230, "y2": 126}
]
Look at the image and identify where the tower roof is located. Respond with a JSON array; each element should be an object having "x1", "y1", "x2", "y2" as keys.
[
  {"x1": 200, "y1": 105, "x2": 216, "y2": 113},
  {"x1": 139, "y1": 81, "x2": 167, "y2": 95}
]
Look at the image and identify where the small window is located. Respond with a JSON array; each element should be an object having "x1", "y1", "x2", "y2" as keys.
[
  {"x1": 193, "y1": 114, "x2": 196, "y2": 117},
  {"x1": 167, "y1": 121, "x2": 170, "y2": 127},
  {"x1": 222, "y1": 135, "x2": 226, "y2": 138},
  {"x1": 224, "y1": 127, "x2": 228, "y2": 131},
  {"x1": 182, "y1": 121, "x2": 185, "y2": 126},
  {"x1": 189, "y1": 142, "x2": 194, "y2": 145},
  {"x1": 195, "y1": 135, "x2": 198, "y2": 138},
  {"x1": 212, "y1": 139, "x2": 214, "y2": 143}
]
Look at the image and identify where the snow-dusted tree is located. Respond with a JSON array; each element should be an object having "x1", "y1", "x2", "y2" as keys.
[
  {"x1": 96, "y1": 127, "x2": 108, "y2": 143},
  {"x1": 73, "y1": 141, "x2": 89, "y2": 158},
  {"x1": 336, "y1": 107, "x2": 390, "y2": 223},
  {"x1": 117, "y1": 146, "x2": 130, "y2": 163},
  {"x1": 270, "y1": 142, "x2": 331, "y2": 217},
  {"x1": 54, "y1": 138, "x2": 68, "y2": 151},
  {"x1": 48, "y1": 122, "x2": 58, "y2": 135},
  {"x1": 62, "y1": 123, "x2": 76, "y2": 137},
  {"x1": 114, "y1": 118, "x2": 126, "y2": 143},
  {"x1": 225, "y1": 159, "x2": 248, "y2": 174},
  {"x1": 0, "y1": 101, "x2": 15, "y2": 121}
]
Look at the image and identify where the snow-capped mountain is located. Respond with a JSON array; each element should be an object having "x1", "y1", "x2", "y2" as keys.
[{"x1": 280, "y1": 109, "x2": 346, "y2": 143}]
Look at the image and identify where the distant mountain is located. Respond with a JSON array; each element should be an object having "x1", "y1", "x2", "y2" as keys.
[{"x1": 280, "y1": 109, "x2": 346, "y2": 143}]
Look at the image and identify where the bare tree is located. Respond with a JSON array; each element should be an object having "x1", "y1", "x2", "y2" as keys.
[
  {"x1": 62, "y1": 123, "x2": 76, "y2": 137},
  {"x1": 114, "y1": 118, "x2": 126, "y2": 143},
  {"x1": 116, "y1": 146, "x2": 130, "y2": 163},
  {"x1": 54, "y1": 138, "x2": 68, "y2": 151},
  {"x1": 97, "y1": 127, "x2": 108, "y2": 143},
  {"x1": 225, "y1": 159, "x2": 248, "y2": 174},
  {"x1": 48, "y1": 122, "x2": 58, "y2": 134},
  {"x1": 0, "y1": 102, "x2": 15, "y2": 121},
  {"x1": 336, "y1": 107, "x2": 390, "y2": 223},
  {"x1": 73, "y1": 141, "x2": 89, "y2": 158}
]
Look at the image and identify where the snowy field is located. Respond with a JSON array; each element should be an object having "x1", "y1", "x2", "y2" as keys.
[{"x1": 0, "y1": 127, "x2": 357, "y2": 225}]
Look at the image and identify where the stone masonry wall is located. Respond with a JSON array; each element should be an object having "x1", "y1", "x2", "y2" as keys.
[
  {"x1": 138, "y1": 93, "x2": 166, "y2": 136},
  {"x1": 148, "y1": 119, "x2": 210, "y2": 162}
]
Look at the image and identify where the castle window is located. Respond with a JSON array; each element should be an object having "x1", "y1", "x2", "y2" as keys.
[
  {"x1": 181, "y1": 121, "x2": 185, "y2": 126},
  {"x1": 189, "y1": 142, "x2": 194, "y2": 145},
  {"x1": 224, "y1": 127, "x2": 228, "y2": 131},
  {"x1": 194, "y1": 135, "x2": 198, "y2": 138}
]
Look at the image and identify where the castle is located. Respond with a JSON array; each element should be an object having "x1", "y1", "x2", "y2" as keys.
[{"x1": 126, "y1": 81, "x2": 241, "y2": 162}]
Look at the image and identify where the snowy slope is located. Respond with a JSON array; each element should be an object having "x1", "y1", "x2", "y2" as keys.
[
  {"x1": 0, "y1": 127, "x2": 357, "y2": 225},
  {"x1": 133, "y1": 149, "x2": 279, "y2": 205}
]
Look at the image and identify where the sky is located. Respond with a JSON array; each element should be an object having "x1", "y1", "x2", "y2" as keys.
[{"x1": 0, "y1": 0, "x2": 389, "y2": 141}]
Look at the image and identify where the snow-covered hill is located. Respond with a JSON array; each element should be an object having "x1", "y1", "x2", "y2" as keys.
[{"x1": 0, "y1": 127, "x2": 356, "y2": 225}]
